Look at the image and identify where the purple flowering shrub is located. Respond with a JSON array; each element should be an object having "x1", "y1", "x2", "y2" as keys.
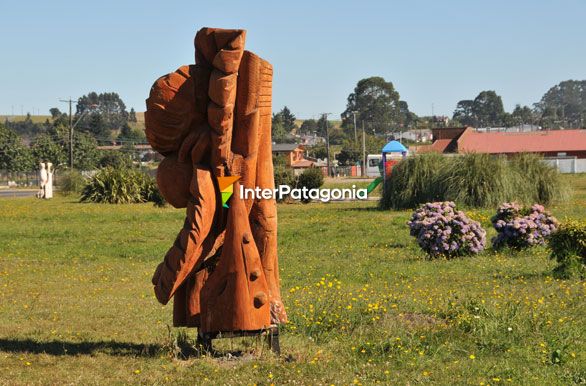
[
  {"x1": 491, "y1": 202, "x2": 558, "y2": 250},
  {"x1": 408, "y1": 201, "x2": 487, "y2": 259}
]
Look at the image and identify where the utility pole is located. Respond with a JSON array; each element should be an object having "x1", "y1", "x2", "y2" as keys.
[
  {"x1": 60, "y1": 98, "x2": 75, "y2": 169},
  {"x1": 352, "y1": 111, "x2": 358, "y2": 142},
  {"x1": 322, "y1": 113, "x2": 332, "y2": 177},
  {"x1": 362, "y1": 120, "x2": 366, "y2": 176}
]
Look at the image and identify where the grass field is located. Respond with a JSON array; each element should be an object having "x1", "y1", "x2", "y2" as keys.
[{"x1": 0, "y1": 175, "x2": 585, "y2": 385}]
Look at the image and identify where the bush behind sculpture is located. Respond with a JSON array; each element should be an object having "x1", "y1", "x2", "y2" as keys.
[
  {"x1": 296, "y1": 167, "x2": 324, "y2": 202},
  {"x1": 58, "y1": 169, "x2": 86, "y2": 196},
  {"x1": 491, "y1": 202, "x2": 558, "y2": 250},
  {"x1": 81, "y1": 167, "x2": 164, "y2": 205},
  {"x1": 381, "y1": 153, "x2": 569, "y2": 210},
  {"x1": 408, "y1": 201, "x2": 486, "y2": 259}
]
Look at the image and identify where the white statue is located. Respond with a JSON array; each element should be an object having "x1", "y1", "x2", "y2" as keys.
[
  {"x1": 37, "y1": 162, "x2": 47, "y2": 199},
  {"x1": 45, "y1": 162, "x2": 54, "y2": 199}
]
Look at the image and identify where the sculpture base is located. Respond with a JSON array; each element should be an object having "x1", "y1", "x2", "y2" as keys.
[{"x1": 196, "y1": 326, "x2": 280, "y2": 356}]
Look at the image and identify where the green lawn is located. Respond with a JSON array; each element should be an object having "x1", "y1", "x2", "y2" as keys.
[{"x1": 0, "y1": 175, "x2": 585, "y2": 385}]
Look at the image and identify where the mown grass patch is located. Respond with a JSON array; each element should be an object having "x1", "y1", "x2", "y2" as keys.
[{"x1": 0, "y1": 175, "x2": 584, "y2": 384}]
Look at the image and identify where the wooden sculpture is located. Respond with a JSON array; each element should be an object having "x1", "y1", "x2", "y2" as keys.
[{"x1": 146, "y1": 27, "x2": 286, "y2": 353}]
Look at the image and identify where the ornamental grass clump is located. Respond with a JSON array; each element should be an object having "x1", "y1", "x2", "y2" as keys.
[
  {"x1": 491, "y1": 202, "x2": 558, "y2": 250},
  {"x1": 381, "y1": 152, "x2": 568, "y2": 210},
  {"x1": 380, "y1": 153, "x2": 446, "y2": 210},
  {"x1": 408, "y1": 201, "x2": 486, "y2": 259}
]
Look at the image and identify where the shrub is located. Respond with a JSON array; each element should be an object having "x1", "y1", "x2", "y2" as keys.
[
  {"x1": 549, "y1": 220, "x2": 586, "y2": 278},
  {"x1": 491, "y1": 203, "x2": 558, "y2": 250},
  {"x1": 141, "y1": 174, "x2": 166, "y2": 207},
  {"x1": 99, "y1": 151, "x2": 133, "y2": 169},
  {"x1": 296, "y1": 167, "x2": 324, "y2": 203},
  {"x1": 274, "y1": 166, "x2": 296, "y2": 188},
  {"x1": 444, "y1": 153, "x2": 526, "y2": 208},
  {"x1": 381, "y1": 153, "x2": 568, "y2": 210},
  {"x1": 380, "y1": 153, "x2": 446, "y2": 210},
  {"x1": 81, "y1": 167, "x2": 164, "y2": 205},
  {"x1": 408, "y1": 201, "x2": 486, "y2": 259},
  {"x1": 57, "y1": 169, "x2": 86, "y2": 196},
  {"x1": 273, "y1": 165, "x2": 296, "y2": 203},
  {"x1": 509, "y1": 153, "x2": 570, "y2": 204}
]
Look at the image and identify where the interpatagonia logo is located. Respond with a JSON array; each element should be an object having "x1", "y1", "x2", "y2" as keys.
[{"x1": 217, "y1": 176, "x2": 240, "y2": 208}]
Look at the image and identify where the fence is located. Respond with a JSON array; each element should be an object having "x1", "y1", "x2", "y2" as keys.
[
  {"x1": 0, "y1": 170, "x2": 73, "y2": 188},
  {"x1": 543, "y1": 158, "x2": 586, "y2": 174},
  {"x1": 0, "y1": 171, "x2": 39, "y2": 188}
]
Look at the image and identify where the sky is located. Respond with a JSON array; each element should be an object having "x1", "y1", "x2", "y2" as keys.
[{"x1": 0, "y1": 0, "x2": 585, "y2": 120}]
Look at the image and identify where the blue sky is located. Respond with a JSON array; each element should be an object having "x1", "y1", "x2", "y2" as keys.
[{"x1": 0, "y1": 0, "x2": 584, "y2": 119}]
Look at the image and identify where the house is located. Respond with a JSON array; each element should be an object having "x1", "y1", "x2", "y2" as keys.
[
  {"x1": 388, "y1": 130, "x2": 432, "y2": 143},
  {"x1": 272, "y1": 143, "x2": 318, "y2": 174},
  {"x1": 413, "y1": 127, "x2": 586, "y2": 159},
  {"x1": 272, "y1": 143, "x2": 305, "y2": 166}
]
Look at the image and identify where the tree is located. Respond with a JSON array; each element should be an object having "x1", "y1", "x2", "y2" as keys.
[
  {"x1": 73, "y1": 132, "x2": 100, "y2": 171},
  {"x1": 31, "y1": 133, "x2": 67, "y2": 166},
  {"x1": 399, "y1": 100, "x2": 418, "y2": 128},
  {"x1": 299, "y1": 119, "x2": 318, "y2": 135},
  {"x1": 336, "y1": 140, "x2": 361, "y2": 165},
  {"x1": 452, "y1": 91, "x2": 505, "y2": 127},
  {"x1": 473, "y1": 91, "x2": 504, "y2": 127},
  {"x1": 76, "y1": 92, "x2": 129, "y2": 139},
  {"x1": 535, "y1": 80, "x2": 586, "y2": 128},
  {"x1": 49, "y1": 108, "x2": 61, "y2": 119},
  {"x1": 128, "y1": 108, "x2": 138, "y2": 123},
  {"x1": 341, "y1": 77, "x2": 414, "y2": 136},
  {"x1": 117, "y1": 123, "x2": 146, "y2": 143},
  {"x1": 0, "y1": 123, "x2": 33, "y2": 172},
  {"x1": 278, "y1": 106, "x2": 296, "y2": 132},
  {"x1": 306, "y1": 145, "x2": 328, "y2": 159},
  {"x1": 510, "y1": 104, "x2": 536, "y2": 126},
  {"x1": 271, "y1": 113, "x2": 294, "y2": 143},
  {"x1": 48, "y1": 107, "x2": 70, "y2": 129},
  {"x1": 316, "y1": 115, "x2": 328, "y2": 137},
  {"x1": 452, "y1": 100, "x2": 476, "y2": 126}
]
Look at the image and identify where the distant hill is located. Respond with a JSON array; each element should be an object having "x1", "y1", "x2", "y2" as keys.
[{"x1": 1, "y1": 115, "x2": 52, "y2": 124}]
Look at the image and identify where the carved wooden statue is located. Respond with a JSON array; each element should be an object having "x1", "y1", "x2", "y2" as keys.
[{"x1": 146, "y1": 27, "x2": 286, "y2": 353}]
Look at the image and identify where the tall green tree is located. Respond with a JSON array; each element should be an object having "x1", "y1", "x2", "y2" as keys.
[
  {"x1": 278, "y1": 106, "x2": 297, "y2": 132},
  {"x1": 535, "y1": 80, "x2": 586, "y2": 128},
  {"x1": 341, "y1": 77, "x2": 414, "y2": 135},
  {"x1": 271, "y1": 113, "x2": 294, "y2": 143},
  {"x1": 473, "y1": 90, "x2": 505, "y2": 127},
  {"x1": 117, "y1": 123, "x2": 146, "y2": 143},
  {"x1": 453, "y1": 91, "x2": 505, "y2": 127},
  {"x1": 31, "y1": 133, "x2": 67, "y2": 166},
  {"x1": 0, "y1": 123, "x2": 33, "y2": 172},
  {"x1": 336, "y1": 140, "x2": 361, "y2": 165},
  {"x1": 299, "y1": 119, "x2": 318, "y2": 135},
  {"x1": 76, "y1": 92, "x2": 129, "y2": 139},
  {"x1": 510, "y1": 104, "x2": 536, "y2": 126},
  {"x1": 452, "y1": 100, "x2": 476, "y2": 126},
  {"x1": 128, "y1": 108, "x2": 138, "y2": 123},
  {"x1": 48, "y1": 107, "x2": 70, "y2": 130},
  {"x1": 73, "y1": 132, "x2": 100, "y2": 171}
]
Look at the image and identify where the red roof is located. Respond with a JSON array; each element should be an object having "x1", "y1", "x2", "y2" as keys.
[
  {"x1": 430, "y1": 139, "x2": 453, "y2": 152},
  {"x1": 457, "y1": 128, "x2": 586, "y2": 154},
  {"x1": 291, "y1": 159, "x2": 316, "y2": 168},
  {"x1": 412, "y1": 139, "x2": 453, "y2": 154}
]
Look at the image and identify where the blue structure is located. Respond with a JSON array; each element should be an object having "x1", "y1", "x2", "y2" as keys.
[
  {"x1": 382, "y1": 140, "x2": 408, "y2": 188},
  {"x1": 382, "y1": 140, "x2": 408, "y2": 154}
]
